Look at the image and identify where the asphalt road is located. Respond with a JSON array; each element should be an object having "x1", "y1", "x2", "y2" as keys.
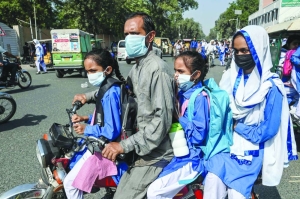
[{"x1": 0, "y1": 56, "x2": 300, "y2": 199}]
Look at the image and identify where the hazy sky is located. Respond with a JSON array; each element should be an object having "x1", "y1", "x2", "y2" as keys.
[{"x1": 184, "y1": 0, "x2": 235, "y2": 35}]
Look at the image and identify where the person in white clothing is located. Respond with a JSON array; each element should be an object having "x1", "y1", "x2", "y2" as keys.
[
  {"x1": 33, "y1": 39, "x2": 47, "y2": 74},
  {"x1": 205, "y1": 40, "x2": 217, "y2": 66}
]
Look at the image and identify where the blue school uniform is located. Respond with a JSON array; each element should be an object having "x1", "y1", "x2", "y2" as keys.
[
  {"x1": 205, "y1": 74, "x2": 283, "y2": 198},
  {"x1": 158, "y1": 81, "x2": 209, "y2": 178},
  {"x1": 70, "y1": 84, "x2": 126, "y2": 184}
]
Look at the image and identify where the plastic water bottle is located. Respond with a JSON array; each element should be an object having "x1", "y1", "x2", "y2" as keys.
[
  {"x1": 81, "y1": 82, "x2": 88, "y2": 88},
  {"x1": 169, "y1": 123, "x2": 189, "y2": 157}
]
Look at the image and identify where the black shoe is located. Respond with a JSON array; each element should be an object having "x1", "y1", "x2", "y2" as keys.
[
  {"x1": 36, "y1": 71, "x2": 41, "y2": 74},
  {"x1": 42, "y1": 71, "x2": 48, "y2": 74}
]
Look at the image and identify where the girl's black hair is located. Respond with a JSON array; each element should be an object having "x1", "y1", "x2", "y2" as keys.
[
  {"x1": 282, "y1": 35, "x2": 300, "y2": 50},
  {"x1": 175, "y1": 51, "x2": 208, "y2": 84},
  {"x1": 84, "y1": 49, "x2": 125, "y2": 82}
]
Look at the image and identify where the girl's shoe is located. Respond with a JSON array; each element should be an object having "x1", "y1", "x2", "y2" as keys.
[{"x1": 36, "y1": 71, "x2": 41, "y2": 74}]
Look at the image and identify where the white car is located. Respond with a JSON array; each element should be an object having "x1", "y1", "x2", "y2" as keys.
[{"x1": 117, "y1": 40, "x2": 163, "y2": 64}]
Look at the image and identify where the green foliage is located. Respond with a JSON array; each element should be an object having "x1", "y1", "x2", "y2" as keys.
[
  {"x1": 176, "y1": 18, "x2": 206, "y2": 39},
  {"x1": 0, "y1": 0, "x2": 62, "y2": 29},
  {"x1": 211, "y1": 0, "x2": 259, "y2": 39},
  {"x1": 0, "y1": 0, "x2": 204, "y2": 40},
  {"x1": 206, "y1": 27, "x2": 218, "y2": 41}
]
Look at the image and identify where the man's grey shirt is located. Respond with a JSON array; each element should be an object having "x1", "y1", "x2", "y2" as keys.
[{"x1": 120, "y1": 51, "x2": 174, "y2": 166}]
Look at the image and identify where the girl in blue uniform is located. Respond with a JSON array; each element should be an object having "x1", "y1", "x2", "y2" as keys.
[
  {"x1": 204, "y1": 25, "x2": 298, "y2": 199},
  {"x1": 147, "y1": 51, "x2": 209, "y2": 198},
  {"x1": 64, "y1": 49, "x2": 127, "y2": 199},
  {"x1": 218, "y1": 41, "x2": 226, "y2": 66}
]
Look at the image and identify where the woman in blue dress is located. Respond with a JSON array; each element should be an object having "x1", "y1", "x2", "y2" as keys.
[
  {"x1": 147, "y1": 51, "x2": 209, "y2": 199},
  {"x1": 218, "y1": 41, "x2": 226, "y2": 66},
  {"x1": 204, "y1": 25, "x2": 298, "y2": 199}
]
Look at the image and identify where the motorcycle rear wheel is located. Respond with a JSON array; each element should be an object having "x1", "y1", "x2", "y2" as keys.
[
  {"x1": 18, "y1": 71, "x2": 32, "y2": 89},
  {"x1": 0, "y1": 95, "x2": 17, "y2": 124}
]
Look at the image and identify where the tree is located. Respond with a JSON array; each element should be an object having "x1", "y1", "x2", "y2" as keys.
[
  {"x1": 176, "y1": 18, "x2": 205, "y2": 39},
  {"x1": 206, "y1": 27, "x2": 217, "y2": 41},
  {"x1": 213, "y1": 0, "x2": 259, "y2": 39},
  {"x1": 0, "y1": 0, "x2": 62, "y2": 29},
  {"x1": 0, "y1": 0, "x2": 202, "y2": 41}
]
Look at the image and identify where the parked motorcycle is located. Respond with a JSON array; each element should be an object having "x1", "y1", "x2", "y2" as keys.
[
  {"x1": 0, "y1": 59, "x2": 32, "y2": 89},
  {"x1": 0, "y1": 92, "x2": 16, "y2": 124},
  {"x1": 0, "y1": 101, "x2": 204, "y2": 199}
]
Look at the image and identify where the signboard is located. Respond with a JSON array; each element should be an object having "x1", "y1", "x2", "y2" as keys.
[
  {"x1": 235, "y1": 10, "x2": 242, "y2": 15},
  {"x1": 0, "y1": 27, "x2": 5, "y2": 36},
  {"x1": 282, "y1": 0, "x2": 300, "y2": 7},
  {"x1": 51, "y1": 32, "x2": 80, "y2": 52}
]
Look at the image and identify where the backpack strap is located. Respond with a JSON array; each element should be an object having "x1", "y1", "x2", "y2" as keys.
[
  {"x1": 187, "y1": 87, "x2": 205, "y2": 121},
  {"x1": 95, "y1": 77, "x2": 122, "y2": 126}
]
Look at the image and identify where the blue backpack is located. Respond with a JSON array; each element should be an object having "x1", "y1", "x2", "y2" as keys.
[{"x1": 187, "y1": 78, "x2": 233, "y2": 160}]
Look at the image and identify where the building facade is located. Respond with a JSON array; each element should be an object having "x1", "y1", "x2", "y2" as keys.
[{"x1": 248, "y1": 0, "x2": 300, "y2": 28}]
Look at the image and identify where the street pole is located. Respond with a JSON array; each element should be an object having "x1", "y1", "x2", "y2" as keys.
[
  {"x1": 29, "y1": 18, "x2": 34, "y2": 40},
  {"x1": 34, "y1": 4, "x2": 37, "y2": 39}
]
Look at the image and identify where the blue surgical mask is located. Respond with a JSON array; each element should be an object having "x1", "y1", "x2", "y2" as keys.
[
  {"x1": 177, "y1": 71, "x2": 196, "y2": 91},
  {"x1": 87, "y1": 70, "x2": 106, "y2": 87},
  {"x1": 125, "y1": 33, "x2": 149, "y2": 58}
]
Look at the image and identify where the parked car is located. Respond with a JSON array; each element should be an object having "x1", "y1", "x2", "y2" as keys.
[
  {"x1": 117, "y1": 40, "x2": 163, "y2": 64},
  {"x1": 117, "y1": 40, "x2": 126, "y2": 61}
]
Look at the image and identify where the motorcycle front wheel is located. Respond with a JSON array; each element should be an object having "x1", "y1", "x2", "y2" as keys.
[
  {"x1": 0, "y1": 95, "x2": 17, "y2": 124},
  {"x1": 18, "y1": 71, "x2": 32, "y2": 89}
]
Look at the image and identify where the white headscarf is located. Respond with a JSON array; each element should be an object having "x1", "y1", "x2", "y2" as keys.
[
  {"x1": 33, "y1": 39, "x2": 40, "y2": 46},
  {"x1": 220, "y1": 25, "x2": 298, "y2": 186}
]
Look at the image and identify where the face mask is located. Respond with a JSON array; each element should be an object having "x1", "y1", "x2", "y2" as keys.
[
  {"x1": 125, "y1": 33, "x2": 149, "y2": 58},
  {"x1": 177, "y1": 72, "x2": 196, "y2": 91},
  {"x1": 234, "y1": 54, "x2": 256, "y2": 70},
  {"x1": 87, "y1": 70, "x2": 106, "y2": 87}
]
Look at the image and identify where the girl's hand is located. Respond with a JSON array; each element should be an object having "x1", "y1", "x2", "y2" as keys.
[
  {"x1": 73, "y1": 123, "x2": 86, "y2": 135},
  {"x1": 72, "y1": 114, "x2": 83, "y2": 122}
]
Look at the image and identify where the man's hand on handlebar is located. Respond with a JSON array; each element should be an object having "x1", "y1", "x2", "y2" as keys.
[
  {"x1": 73, "y1": 94, "x2": 87, "y2": 105},
  {"x1": 102, "y1": 142, "x2": 124, "y2": 162}
]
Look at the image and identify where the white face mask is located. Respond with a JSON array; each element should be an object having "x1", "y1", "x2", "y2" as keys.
[
  {"x1": 177, "y1": 71, "x2": 196, "y2": 91},
  {"x1": 87, "y1": 70, "x2": 106, "y2": 87}
]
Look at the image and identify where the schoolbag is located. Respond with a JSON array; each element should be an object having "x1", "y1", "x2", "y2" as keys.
[
  {"x1": 187, "y1": 78, "x2": 233, "y2": 160},
  {"x1": 283, "y1": 50, "x2": 296, "y2": 76},
  {"x1": 96, "y1": 77, "x2": 138, "y2": 164}
]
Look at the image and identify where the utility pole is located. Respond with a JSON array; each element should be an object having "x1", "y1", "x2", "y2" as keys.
[
  {"x1": 29, "y1": 18, "x2": 34, "y2": 40},
  {"x1": 34, "y1": 3, "x2": 37, "y2": 39},
  {"x1": 235, "y1": 10, "x2": 242, "y2": 31}
]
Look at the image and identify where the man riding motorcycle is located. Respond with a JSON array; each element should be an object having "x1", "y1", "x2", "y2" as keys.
[
  {"x1": 0, "y1": 45, "x2": 20, "y2": 86},
  {"x1": 205, "y1": 40, "x2": 217, "y2": 66}
]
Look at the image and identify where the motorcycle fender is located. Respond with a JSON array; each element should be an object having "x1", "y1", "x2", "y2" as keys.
[
  {"x1": 0, "y1": 183, "x2": 46, "y2": 199},
  {"x1": 21, "y1": 69, "x2": 28, "y2": 73}
]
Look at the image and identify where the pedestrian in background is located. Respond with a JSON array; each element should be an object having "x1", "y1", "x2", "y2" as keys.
[
  {"x1": 190, "y1": 37, "x2": 198, "y2": 52},
  {"x1": 174, "y1": 40, "x2": 183, "y2": 56},
  {"x1": 33, "y1": 39, "x2": 47, "y2": 74}
]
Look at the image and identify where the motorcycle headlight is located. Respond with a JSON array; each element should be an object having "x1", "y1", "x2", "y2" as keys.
[{"x1": 36, "y1": 139, "x2": 51, "y2": 168}]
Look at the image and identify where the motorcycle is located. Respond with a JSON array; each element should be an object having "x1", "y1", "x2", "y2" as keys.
[
  {"x1": 0, "y1": 101, "x2": 204, "y2": 199},
  {"x1": 0, "y1": 92, "x2": 17, "y2": 124},
  {"x1": 0, "y1": 59, "x2": 32, "y2": 89}
]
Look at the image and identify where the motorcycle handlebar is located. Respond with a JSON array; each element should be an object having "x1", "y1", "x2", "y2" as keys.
[
  {"x1": 72, "y1": 101, "x2": 83, "y2": 113},
  {"x1": 86, "y1": 136, "x2": 126, "y2": 160}
]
